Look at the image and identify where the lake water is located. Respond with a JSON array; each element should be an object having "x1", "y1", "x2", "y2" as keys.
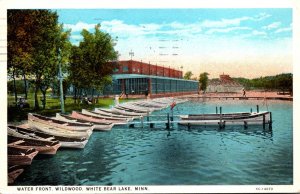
[{"x1": 13, "y1": 99, "x2": 293, "y2": 185}]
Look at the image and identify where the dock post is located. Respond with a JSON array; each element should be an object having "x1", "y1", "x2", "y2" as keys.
[
  {"x1": 150, "y1": 123, "x2": 154, "y2": 128},
  {"x1": 269, "y1": 112, "x2": 272, "y2": 130},
  {"x1": 166, "y1": 113, "x2": 170, "y2": 129},
  {"x1": 263, "y1": 114, "x2": 265, "y2": 129},
  {"x1": 187, "y1": 123, "x2": 191, "y2": 130},
  {"x1": 141, "y1": 116, "x2": 144, "y2": 128},
  {"x1": 257, "y1": 105, "x2": 259, "y2": 113},
  {"x1": 219, "y1": 107, "x2": 223, "y2": 129},
  {"x1": 250, "y1": 108, "x2": 252, "y2": 113},
  {"x1": 244, "y1": 121, "x2": 248, "y2": 129},
  {"x1": 171, "y1": 110, "x2": 174, "y2": 122},
  {"x1": 147, "y1": 112, "x2": 149, "y2": 122},
  {"x1": 216, "y1": 107, "x2": 218, "y2": 114}
]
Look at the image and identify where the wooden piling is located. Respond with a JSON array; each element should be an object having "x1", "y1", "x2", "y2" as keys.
[
  {"x1": 141, "y1": 116, "x2": 144, "y2": 128},
  {"x1": 250, "y1": 108, "x2": 252, "y2": 113},
  {"x1": 147, "y1": 112, "x2": 149, "y2": 122},
  {"x1": 150, "y1": 123, "x2": 154, "y2": 128},
  {"x1": 269, "y1": 112, "x2": 272, "y2": 130},
  {"x1": 257, "y1": 105, "x2": 259, "y2": 113},
  {"x1": 166, "y1": 113, "x2": 170, "y2": 129},
  {"x1": 219, "y1": 107, "x2": 222, "y2": 129},
  {"x1": 216, "y1": 107, "x2": 218, "y2": 114},
  {"x1": 244, "y1": 121, "x2": 248, "y2": 129},
  {"x1": 263, "y1": 114, "x2": 265, "y2": 129}
]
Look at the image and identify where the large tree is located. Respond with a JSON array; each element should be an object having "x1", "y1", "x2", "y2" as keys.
[
  {"x1": 8, "y1": 10, "x2": 34, "y2": 103},
  {"x1": 69, "y1": 24, "x2": 118, "y2": 102},
  {"x1": 199, "y1": 72, "x2": 209, "y2": 92},
  {"x1": 8, "y1": 10, "x2": 71, "y2": 110}
]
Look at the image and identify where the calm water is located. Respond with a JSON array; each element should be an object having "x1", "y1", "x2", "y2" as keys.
[{"x1": 14, "y1": 99, "x2": 293, "y2": 185}]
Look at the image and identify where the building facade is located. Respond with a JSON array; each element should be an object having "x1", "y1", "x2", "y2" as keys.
[
  {"x1": 104, "y1": 60, "x2": 198, "y2": 97},
  {"x1": 206, "y1": 74, "x2": 243, "y2": 93}
]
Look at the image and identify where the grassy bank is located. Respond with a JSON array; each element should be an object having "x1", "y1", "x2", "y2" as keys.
[{"x1": 7, "y1": 94, "x2": 135, "y2": 122}]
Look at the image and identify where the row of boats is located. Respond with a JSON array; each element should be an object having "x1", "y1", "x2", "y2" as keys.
[{"x1": 7, "y1": 97, "x2": 186, "y2": 184}]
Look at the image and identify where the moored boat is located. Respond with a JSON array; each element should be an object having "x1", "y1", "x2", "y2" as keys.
[
  {"x1": 58, "y1": 113, "x2": 114, "y2": 131},
  {"x1": 71, "y1": 111, "x2": 127, "y2": 126},
  {"x1": 28, "y1": 113, "x2": 93, "y2": 132},
  {"x1": 11, "y1": 125, "x2": 89, "y2": 149},
  {"x1": 179, "y1": 111, "x2": 271, "y2": 126},
  {"x1": 82, "y1": 109, "x2": 131, "y2": 122},
  {"x1": 8, "y1": 135, "x2": 61, "y2": 155},
  {"x1": 8, "y1": 165, "x2": 24, "y2": 184},
  {"x1": 8, "y1": 146, "x2": 39, "y2": 166}
]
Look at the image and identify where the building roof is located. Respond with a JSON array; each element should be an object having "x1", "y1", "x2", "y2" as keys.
[{"x1": 112, "y1": 74, "x2": 198, "y2": 82}]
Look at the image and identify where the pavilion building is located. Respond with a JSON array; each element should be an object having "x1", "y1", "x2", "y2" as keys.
[{"x1": 103, "y1": 60, "x2": 199, "y2": 97}]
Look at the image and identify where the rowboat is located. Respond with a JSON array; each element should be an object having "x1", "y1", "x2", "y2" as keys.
[
  {"x1": 179, "y1": 111, "x2": 271, "y2": 126},
  {"x1": 8, "y1": 146, "x2": 39, "y2": 166},
  {"x1": 115, "y1": 104, "x2": 153, "y2": 113},
  {"x1": 8, "y1": 135, "x2": 61, "y2": 155},
  {"x1": 82, "y1": 109, "x2": 131, "y2": 122},
  {"x1": 72, "y1": 111, "x2": 127, "y2": 125},
  {"x1": 58, "y1": 113, "x2": 113, "y2": 131},
  {"x1": 28, "y1": 113, "x2": 93, "y2": 132},
  {"x1": 93, "y1": 108, "x2": 135, "y2": 120},
  {"x1": 112, "y1": 106, "x2": 148, "y2": 116},
  {"x1": 28, "y1": 113, "x2": 91, "y2": 139},
  {"x1": 99, "y1": 108, "x2": 144, "y2": 118},
  {"x1": 8, "y1": 165, "x2": 24, "y2": 184},
  {"x1": 11, "y1": 125, "x2": 89, "y2": 149}
]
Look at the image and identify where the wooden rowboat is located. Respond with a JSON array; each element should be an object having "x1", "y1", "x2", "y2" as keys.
[
  {"x1": 71, "y1": 111, "x2": 127, "y2": 126},
  {"x1": 93, "y1": 108, "x2": 135, "y2": 120},
  {"x1": 8, "y1": 146, "x2": 39, "y2": 166},
  {"x1": 28, "y1": 113, "x2": 93, "y2": 132},
  {"x1": 10, "y1": 125, "x2": 88, "y2": 149},
  {"x1": 98, "y1": 108, "x2": 143, "y2": 118},
  {"x1": 8, "y1": 135, "x2": 61, "y2": 155},
  {"x1": 82, "y1": 109, "x2": 131, "y2": 122},
  {"x1": 8, "y1": 165, "x2": 24, "y2": 184},
  {"x1": 57, "y1": 113, "x2": 113, "y2": 131}
]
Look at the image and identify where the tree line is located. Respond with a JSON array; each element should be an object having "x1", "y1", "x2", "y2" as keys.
[
  {"x1": 233, "y1": 73, "x2": 293, "y2": 93},
  {"x1": 8, "y1": 10, "x2": 118, "y2": 110}
]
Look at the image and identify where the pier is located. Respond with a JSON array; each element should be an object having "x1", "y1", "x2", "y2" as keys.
[{"x1": 128, "y1": 109, "x2": 272, "y2": 130}]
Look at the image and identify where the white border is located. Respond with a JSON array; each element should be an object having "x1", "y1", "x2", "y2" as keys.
[{"x1": 1, "y1": 0, "x2": 299, "y2": 193}]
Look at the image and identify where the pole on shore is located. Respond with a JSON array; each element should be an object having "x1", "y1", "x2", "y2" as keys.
[{"x1": 256, "y1": 105, "x2": 259, "y2": 113}]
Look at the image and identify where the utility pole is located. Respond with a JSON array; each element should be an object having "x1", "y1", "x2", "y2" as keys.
[{"x1": 58, "y1": 48, "x2": 65, "y2": 113}]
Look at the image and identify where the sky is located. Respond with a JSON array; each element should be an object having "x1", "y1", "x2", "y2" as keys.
[{"x1": 56, "y1": 9, "x2": 292, "y2": 79}]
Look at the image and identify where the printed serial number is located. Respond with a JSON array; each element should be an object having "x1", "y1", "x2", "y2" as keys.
[{"x1": 256, "y1": 187, "x2": 273, "y2": 191}]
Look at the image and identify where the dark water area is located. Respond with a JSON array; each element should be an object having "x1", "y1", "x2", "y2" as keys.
[{"x1": 14, "y1": 99, "x2": 293, "y2": 185}]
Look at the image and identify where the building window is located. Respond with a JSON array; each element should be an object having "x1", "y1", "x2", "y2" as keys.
[
  {"x1": 133, "y1": 67, "x2": 136, "y2": 72},
  {"x1": 113, "y1": 68, "x2": 119, "y2": 72},
  {"x1": 123, "y1": 66, "x2": 129, "y2": 72}
]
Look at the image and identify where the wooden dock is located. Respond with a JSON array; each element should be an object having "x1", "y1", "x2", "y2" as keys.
[{"x1": 127, "y1": 111, "x2": 272, "y2": 130}]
